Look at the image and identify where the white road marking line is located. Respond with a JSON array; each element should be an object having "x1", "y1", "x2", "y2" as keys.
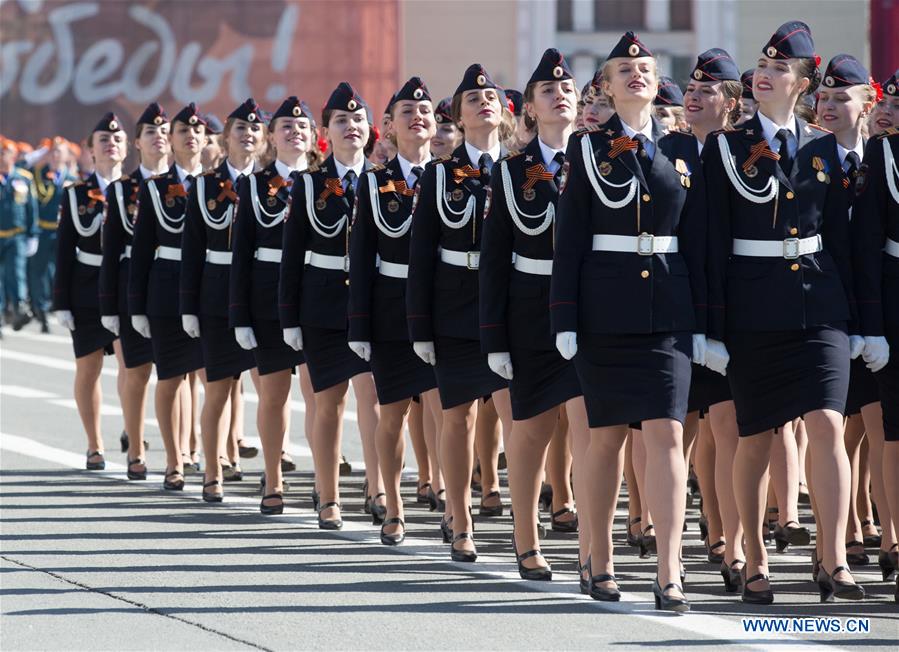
[
  {"x1": 0, "y1": 385, "x2": 58, "y2": 399},
  {"x1": 0, "y1": 429, "x2": 846, "y2": 649}
]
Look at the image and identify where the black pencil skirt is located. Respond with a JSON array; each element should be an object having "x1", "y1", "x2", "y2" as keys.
[
  {"x1": 574, "y1": 331, "x2": 692, "y2": 428},
  {"x1": 70, "y1": 309, "x2": 115, "y2": 359},
  {"x1": 119, "y1": 316, "x2": 153, "y2": 368},
  {"x1": 433, "y1": 336, "x2": 507, "y2": 410},
  {"x1": 727, "y1": 324, "x2": 849, "y2": 437},
  {"x1": 846, "y1": 357, "x2": 880, "y2": 415},
  {"x1": 200, "y1": 316, "x2": 255, "y2": 382},
  {"x1": 148, "y1": 317, "x2": 204, "y2": 380},
  {"x1": 251, "y1": 318, "x2": 304, "y2": 376},
  {"x1": 303, "y1": 325, "x2": 369, "y2": 393},
  {"x1": 876, "y1": 328, "x2": 899, "y2": 442},
  {"x1": 370, "y1": 340, "x2": 437, "y2": 405},
  {"x1": 687, "y1": 363, "x2": 732, "y2": 414},
  {"x1": 509, "y1": 346, "x2": 582, "y2": 421}
]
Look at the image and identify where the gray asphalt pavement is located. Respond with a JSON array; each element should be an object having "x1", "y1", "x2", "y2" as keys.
[{"x1": 1, "y1": 324, "x2": 897, "y2": 651}]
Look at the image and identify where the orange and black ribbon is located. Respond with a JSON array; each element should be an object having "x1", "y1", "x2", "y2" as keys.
[
  {"x1": 522, "y1": 164, "x2": 555, "y2": 190},
  {"x1": 742, "y1": 141, "x2": 780, "y2": 173},
  {"x1": 319, "y1": 177, "x2": 345, "y2": 201},
  {"x1": 452, "y1": 165, "x2": 480, "y2": 183},
  {"x1": 87, "y1": 188, "x2": 106, "y2": 210},
  {"x1": 165, "y1": 183, "x2": 188, "y2": 202},
  {"x1": 380, "y1": 179, "x2": 415, "y2": 197},
  {"x1": 217, "y1": 179, "x2": 237, "y2": 203},
  {"x1": 267, "y1": 175, "x2": 291, "y2": 197},
  {"x1": 607, "y1": 136, "x2": 638, "y2": 159}
]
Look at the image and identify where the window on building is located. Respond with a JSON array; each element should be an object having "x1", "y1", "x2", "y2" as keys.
[
  {"x1": 670, "y1": 0, "x2": 692, "y2": 30},
  {"x1": 557, "y1": 0, "x2": 573, "y2": 31},
  {"x1": 593, "y1": 0, "x2": 645, "y2": 30}
]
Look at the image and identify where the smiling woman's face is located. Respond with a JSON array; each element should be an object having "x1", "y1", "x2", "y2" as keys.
[{"x1": 604, "y1": 57, "x2": 658, "y2": 107}]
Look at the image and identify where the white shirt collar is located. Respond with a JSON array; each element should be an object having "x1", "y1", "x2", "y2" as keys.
[
  {"x1": 464, "y1": 140, "x2": 502, "y2": 167},
  {"x1": 620, "y1": 119, "x2": 654, "y2": 143},
  {"x1": 836, "y1": 138, "x2": 864, "y2": 167},
  {"x1": 274, "y1": 159, "x2": 304, "y2": 179},
  {"x1": 95, "y1": 173, "x2": 112, "y2": 195},
  {"x1": 226, "y1": 159, "x2": 255, "y2": 182},
  {"x1": 396, "y1": 153, "x2": 431, "y2": 186},
  {"x1": 334, "y1": 157, "x2": 364, "y2": 182},
  {"x1": 175, "y1": 163, "x2": 202, "y2": 183},
  {"x1": 138, "y1": 164, "x2": 163, "y2": 181},
  {"x1": 695, "y1": 136, "x2": 704, "y2": 156},
  {"x1": 537, "y1": 138, "x2": 565, "y2": 169},
  {"x1": 757, "y1": 111, "x2": 797, "y2": 151}
]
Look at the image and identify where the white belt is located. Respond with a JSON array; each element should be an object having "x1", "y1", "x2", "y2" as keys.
[
  {"x1": 885, "y1": 238, "x2": 899, "y2": 258},
  {"x1": 76, "y1": 249, "x2": 102, "y2": 267},
  {"x1": 379, "y1": 260, "x2": 408, "y2": 278},
  {"x1": 254, "y1": 247, "x2": 282, "y2": 263},
  {"x1": 155, "y1": 246, "x2": 181, "y2": 261},
  {"x1": 732, "y1": 234, "x2": 822, "y2": 260},
  {"x1": 206, "y1": 249, "x2": 232, "y2": 265},
  {"x1": 308, "y1": 251, "x2": 349, "y2": 272},
  {"x1": 440, "y1": 247, "x2": 480, "y2": 270},
  {"x1": 512, "y1": 253, "x2": 553, "y2": 275},
  {"x1": 592, "y1": 233, "x2": 679, "y2": 255},
  {"x1": 120, "y1": 245, "x2": 132, "y2": 261}
]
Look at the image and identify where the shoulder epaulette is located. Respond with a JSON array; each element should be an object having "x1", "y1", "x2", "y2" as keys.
[
  {"x1": 502, "y1": 150, "x2": 522, "y2": 161},
  {"x1": 150, "y1": 173, "x2": 167, "y2": 180},
  {"x1": 368, "y1": 164, "x2": 385, "y2": 172},
  {"x1": 878, "y1": 127, "x2": 899, "y2": 138},
  {"x1": 305, "y1": 164, "x2": 320, "y2": 174},
  {"x1": 201, "y1": 170, "x2": 217, "y2": 178},
  {"x1": 72, "y1": 180, "x2": 86, "y2": 188},
  {"x1": 429, "y1": 155, "x2": 450, "y2": 166},
  {"x1": 119, "y1": 175, "x2": 130, "y2": 182},
  {"x1": 806, "y1": 123, "x2": 832, "y2": 133},
  {"x1": 575, "y1": 125, "x2": 603, "y2": 136}
]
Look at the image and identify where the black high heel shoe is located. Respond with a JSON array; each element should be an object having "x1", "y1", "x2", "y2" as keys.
[
  {"x1": 845, "y1": 540, "x2": 869, "y2": 566},
  {"x1": 417, "y1": 483, "x2": 432, "y2": 505},
  {"x1": 369, "y1": 493, "x2": 387, "y2": 525},
  {"x1": 126, "y1": 458, "x2": 147, "y2": 481},
  {"x1": 260, "y1": 492, "x2": 284, "y2": 515},
  {"x1": 317, "y1": 501, "x2": 343, "y2": 529},
  {"x1": 652, "y1": 578, "x2": 689, "y2": 612},
  {"x1": 626, "y1": 517, "x2": 642, "y2": 548},
  {"x1": 551, "y1": 507, "x2": 578, "y2": 533},
  {"x1": 512, "y1": 535, "x2": 551, "y2": 581},
  {"x1": 860, "y1": 519, "x2": 881, "y2": 548},
  {"x1": 479, "y1": 490, "x2": 504, "y2": 517},
  {"x1": 741, "y1": 568, "x2": 774, "y2": 605},
  {"x1": 720, "y1": 560, "x2": 744, "y2": 593},
  {"x1": 280, "y1": 451, "x2": 296, "y2": 472},
  {"x1": 163, "y1": 470, "x2": 184, "y2": 491},
  {"x1": 451, "y1": 532, "x2": 477, "y2": 562},
  {"x1": 772, "y1": 520, "x2": 811, "y2": 552},
  {"x1": 439, "y1": 516, "x2": 453, "y2": 543},
  {"x1": 86, "y1": 450, "x2": 106, "y2": 471},
  {"x1": 311, "y1": 488, "x2": 320, "y2": 511},
  {"x1": 639, "y1": 525, "x2": 656, "y2": 558},
  {"x1": 380, "y1": 518, "x2": 405, "y2": 546},
  {"x1": 878, "y1": 545, "x2": 898, "y2": 580},
  {"x1": 202, "y1": 480, "x2": 223, "y2": 503},
  {"x1": 706, "y1": 539, "x2": 726, "y2": 564},
  {"x1": 817, "y1": 566, "x2": 865, "y2": 602},
  {"x1": 763, "y1": 507, "x2": 778, "y2": 543},
  {"x1": 590, "y1": 572, "x2": 621, "y2": 602}
]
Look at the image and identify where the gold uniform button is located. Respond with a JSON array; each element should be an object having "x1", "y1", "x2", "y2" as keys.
[
  {"x1": 790, "y1": 263, "x2": 800, "y2": 272},
  {"x1": 790, "y1": 227, "x2": 798, "y2": 235},
  {"x1": 785, "y1": 191, "x2": 795, "y2": 199},
  {"x1": 642, "y1": 193, "x2": 651, "y2": 202},
  {"x1": 640, "y1": 270, "x2": 650, "y2": 279}
]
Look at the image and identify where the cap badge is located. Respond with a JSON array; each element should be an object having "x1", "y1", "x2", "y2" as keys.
[
  {"x1": 413, "y1": 88, "x2": 424, "y2": 100},
  {"x1": 766, "y1": 46, "x2": 778, "y2": 58},
  {"x1": 552, "y1": 66, "x2": 564, "y2": 79},
  {"x1": 476, "y1": 74, "x2": 486, "y2": 87},
  {"x1": 153, "y1": 116, "x2": 163, "y2": 125},
  {"x1": 824, "y1": 76, "x2": 834, "y2": 87},
  {"x1": 628, "y1": 43, "x2": 640, "y2": 57},
  {"x1": 347, "y1": 99, "x2": 357, "y2": 111},
  {"x1": 108, "y1": 120, "x2": 119, "y2": 131},
  {"x1": 188, "y1": 115, "x2": 198, "y2": 125},
  {"x1": 247, "y1": 112, "x2": 257, "y2": 122},
  {"x1": 292, "y1": 105, "x2": 302, "y2": 117},
  {"x1": 888, "y1": 84, "x2": 897, "y2": 95},
  {"x1": 693, "y1": 69, "x2": 703, "y2": 80}
]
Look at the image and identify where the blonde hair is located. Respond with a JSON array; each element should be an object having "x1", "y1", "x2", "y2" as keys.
[{"x1": 600, "y1": 57, "x2": 659, "y2": 109}]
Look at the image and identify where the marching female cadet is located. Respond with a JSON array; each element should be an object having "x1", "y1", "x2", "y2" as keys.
[
  {"x1": 654, "y1": 77, "x2": 686, "y2": 132},
  {"x1": 703, "y1": 21, "x2": 864, "y2": 603},
  {"x1": 180, "y1": 99, "x2": 264, "y2": 502},
  {"x1": 347, "y1": 77, "x2": 439, "y2": 544},
  {"x1": 851, "y1": 69, "x2": 899, "y2": 602},
  {"x1": 550, "y1": 32, "x2": 709, "y2": 610},
  {"x1": 30, "y1": 138, "x2": 77, "y2": 333},
  {"x1": 280, "y1": 83, "x2": 385, "y2": 529},
  {"x1": 53, "y1": 114, "x2": 125, "y2": 469},
  {"x1": 815, "y1": 55, "x2": 884, "y2": 571},
  {"x1": 430, "y1": 98, "x2": 463, "y2": 160},
  {"x1": 682, "y1": 49, "x2": 745, "y2": 590},
  {"x1": 99, "y1": 103, "x2": 170, "y2": 479},
  {"x1": 128, "y1": 103, "x2": 207, "y2": 491},
  {"x1": 229, "y1": 97, "x2": 312, "y2": 513},
  {"x1": 738, "y1": 70, "x2": 759, "y2": 125},
  {"x1": 479, "y1": 49, "x2": 589, "y2": 580},
  {"x1": 406, "y1": 64, "x2": 512, "y2": 562}
]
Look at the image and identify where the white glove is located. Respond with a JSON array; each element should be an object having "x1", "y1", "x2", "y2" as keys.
[
  {"x1": 235, "y1": 327, "x2": 258, "y2": 350},
  {"x1": 101, "y1": 315, "x2": 119, "y2": 336},
  {"x1": 131, "y1": 315, "x2": 151, "y2": 338},
  {"x1": 348, "y1": 341, "x2": 371, "y2": 362},
  {"x1": 692, "y1": 333, "x2": 708, "y2": 366},
  {"x1": 862, "y1": 336, "x2": 890, "y2": 373},
  {"x1": 182, "y1": 314, "x2": 201, "y2": 339},
  {"x1": 55, "y1": 309, "x2": 75, "y2": 331},
  {"x1": 705, "y1": 338, "x2": 730, "y2": 376},
  {"x1": 849, "y1": 335, "x2": 865, "y2": 360},
  {"x1": 413, "y1": 341, "x2": 436, "y2": 366},
  {"x1": 487, "y1": 352, "x2": 514, "y2": 380},
  {"x1": 282, "y1": 327, "x2": 303, "y2": 351},
  {"x1": 555, "y1": 331, "x2": 577, "y2": 360},
  {"x1": 25, "y1": 237, "x2": 39, "y2": 257}
]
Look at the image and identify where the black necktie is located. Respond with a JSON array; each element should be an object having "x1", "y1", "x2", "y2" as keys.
[
  {"x1": 775, "y1": 129, "x2": 793, "y2": 176},
  {"x1": 845, "y1": 151, "x2": 860, "y2": 179},
  {"x1": 478, "y1": 153, "x2": 493, "y2": 184},
  {"x1": 343, "y1": 169, "x2": 357, "y2": 206},
  {"x1": 410, "y1": 166, "x2": 423, "y2": 188},
  {"x1": 633, "y1": 134, "x2": 652, "y2": 178},
  {"x1": 184, "y1": 174, "x2": 195, "y2": 191},
  {"x1": 552, "y1": 152, "x2": 566, "y2": 184}
]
